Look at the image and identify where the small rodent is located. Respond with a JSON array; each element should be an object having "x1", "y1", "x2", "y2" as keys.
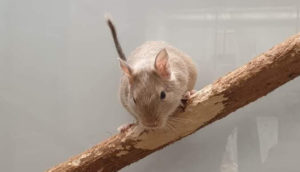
[{"x1": 106, "y1": 16, "x2": 197, "y2": 130}]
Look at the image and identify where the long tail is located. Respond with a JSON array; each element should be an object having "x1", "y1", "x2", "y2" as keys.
[{"x1": 105, "y1": 15, "x2": 126, "y2": 61}]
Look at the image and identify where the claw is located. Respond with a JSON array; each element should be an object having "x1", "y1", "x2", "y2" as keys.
[
  {"x1": 180, "y1": 90, "x2": 197, "y2": 112},
  {"x1": 117, "y1": 123, "x2": 134, "y2": 133}
]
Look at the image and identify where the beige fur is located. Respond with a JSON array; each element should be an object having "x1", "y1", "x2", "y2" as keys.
[{"x1": 119, "y1": 41, "x2": 197, "y2": 128}]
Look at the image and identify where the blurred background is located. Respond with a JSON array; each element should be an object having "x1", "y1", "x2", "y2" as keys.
[{"x1": 1, "y1": 0, "x2": 300, "y2": 171}]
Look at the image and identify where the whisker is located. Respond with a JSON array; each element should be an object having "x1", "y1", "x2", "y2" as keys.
[
  {"x1": 169, "y1": 116, "x2": 194, "y2": 123},
  {"x1": 167, "y1": 120, "x2": 178, "y2": 133},
  {"x1": 166, "y1": 122, "x2": 173, "y2": 131},
  {"x1": 166, "y1": 121, "x2": 176, "y2": 133},
  {"x1": 172, "y1": 116, "x2": 193, "y2": 121}
]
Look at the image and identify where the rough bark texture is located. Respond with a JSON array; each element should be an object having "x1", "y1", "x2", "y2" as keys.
[{"x1": 47, "y1": 33, "x2": 300, "y2": 172}]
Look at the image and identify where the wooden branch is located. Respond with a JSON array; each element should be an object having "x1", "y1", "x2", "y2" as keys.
[{"x1": 47, "y1": 33, "x2": 300, "y2": 172}]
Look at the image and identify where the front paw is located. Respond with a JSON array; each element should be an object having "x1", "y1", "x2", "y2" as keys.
[
  {"x1": 180, "y1": 90, "x2": 197, "y2": 112},
  {"x1": 117, "y1": 123, "x2": 134, "y2": 133},
  {"x1": 182, "y1": 90, "x2": 196, "y2": 100}
]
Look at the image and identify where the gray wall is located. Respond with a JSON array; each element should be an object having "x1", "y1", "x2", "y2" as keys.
[{"x1": 1, "y1": 0, "x2": 300, "y2": 171}]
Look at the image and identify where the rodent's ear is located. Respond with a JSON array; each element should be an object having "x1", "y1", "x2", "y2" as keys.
[
  {"x1": 154, "y1": 48, "x2": 170, "y2": 79},
  {"x1": 119, "y1": 58, "x2": 133, "y2": 78}
]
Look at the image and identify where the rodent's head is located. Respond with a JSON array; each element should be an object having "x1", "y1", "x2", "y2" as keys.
[{"x1": 120, "y1": 49, "x2": 182, "y2": 129}]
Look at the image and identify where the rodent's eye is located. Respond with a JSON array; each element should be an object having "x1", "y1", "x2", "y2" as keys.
[{"x1": 160, "y1": 91, "x2": 166, "y2": 100}]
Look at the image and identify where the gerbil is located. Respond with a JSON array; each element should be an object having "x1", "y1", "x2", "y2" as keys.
[{"x1": 106, "y1": 17, "x2": 197, "y2": 130}]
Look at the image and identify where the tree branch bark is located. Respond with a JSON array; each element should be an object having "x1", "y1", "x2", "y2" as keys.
[{"x1": 47, "y1": 33, "x2": 300, "y2": 172}]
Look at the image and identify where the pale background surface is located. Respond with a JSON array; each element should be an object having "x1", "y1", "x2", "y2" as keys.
[{"x1": 1, "y1": 0, "x2": 300, "y2": 171}]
